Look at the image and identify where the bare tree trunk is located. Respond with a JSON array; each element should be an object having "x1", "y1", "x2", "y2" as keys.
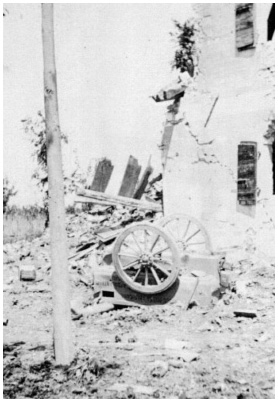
[{"x1": 41, "y1": 3, "x2": 73, "y2": 365}]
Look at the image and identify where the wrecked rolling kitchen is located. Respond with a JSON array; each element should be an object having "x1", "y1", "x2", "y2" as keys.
[{"x1": 3, "y1": 3, "x2": 275, "y2": 399}]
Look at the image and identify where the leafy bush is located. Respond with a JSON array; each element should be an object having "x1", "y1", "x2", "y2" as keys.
[
  {"x1": 3, "y1": 177, "x2": 17, "y2": 214},
  {"x1": 22, "y1": 111, "x2": 68, "y2": 225},
  {"x1": 170, "y1": 19, "x2": 198, "y2": 77}
]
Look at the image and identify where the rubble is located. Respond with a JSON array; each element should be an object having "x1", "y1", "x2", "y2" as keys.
[
  {"x1": 233, "y1": 310, "x2": 257, "y2": 319},
  {"x1": 149, "y1": 360, "x2": 169, "y2": 378},
  {"x1": 19, "y1": 265, "x2": 36, "y2": 281},
  {"x1": 3, "y1": 177, "x2": 274, "y2": 399}
]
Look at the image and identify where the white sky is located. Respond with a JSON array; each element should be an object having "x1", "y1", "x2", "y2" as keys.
[{"x1": 3, "y1": 3, "x2": 194, "y2": 206}]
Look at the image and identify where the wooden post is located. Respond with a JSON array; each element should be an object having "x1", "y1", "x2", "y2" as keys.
[
  {"x1": 118, "y1": 156, "x2": 141, "y2": 198},
  {"x1": 42, "y1": 3, "x2": 73, "y2": 365},
  {"x1": 133, "y1": 156, "x2": 153, "y2": 199},
  {"x1": 90, "y1": 158, "x2": 114, "y2": 192}
]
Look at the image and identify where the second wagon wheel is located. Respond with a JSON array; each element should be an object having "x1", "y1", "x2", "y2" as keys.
[
  {"x1": 112, "y1": 223, "x2": 180, "y2": 294},
  {"x1": 159, "y1": 214, "x2": 212, "y2": 255}
]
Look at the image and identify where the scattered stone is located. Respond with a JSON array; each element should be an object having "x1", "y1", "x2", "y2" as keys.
[
  {"x1": 3, "y1": 284, "x2": 13, "y2": 292},
  {"x1": 198, "y1": 322, "x2": 214, "y2": 332},
  {"x1": 191, "y1": 270, "x2": 207, "y2": 277},
  {"x1": 21, "y1": 350, "x2": 47, "y2": 368},
  {"x1": 107, "y1": 383, "x2": 158, "y2": 396},
  {"x1": 258, "y1": 333, "x2": 271, "y2": 343},
  {"x1": 150, "y1": 360, "x2": 169, "y2": 378},
  {"x1": 179, "y1": 351, "x2": 199, "y2": 363},
  {"x1": 128, "y1": 335, "x2": 138, "y2": 343},
  {"x1": 72, "y1": 388, "x2": 84, "y2": 395},
  {"x1": 233, "y1": 310, "x2": 257, "y2": 318},
  {"x1": 81, "y1": 302, "x2": 114, "y2": 316},
  {"x1": 126, "y1": 386, "x2": 135, "y2": 399},
  {"x1": 19, "y1": 265, "x2": 36, "y2": 281},
  {"x1": 220, "y1": 271, "x2": 233, "y2": 288},
  {"x1": 169, "y1": 359, "x2": 184, "y2": 368},
  {"x1": 70, "y1": 299, "x2": 84, "y2": 316}
]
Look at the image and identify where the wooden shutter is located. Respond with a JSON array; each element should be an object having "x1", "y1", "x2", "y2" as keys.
[
  {"x1": 237, "y1": 141, "x2": 257, "y2": 205},
  {"x1": 236, "y1": 3, "x2": 254, "y2": 50}
]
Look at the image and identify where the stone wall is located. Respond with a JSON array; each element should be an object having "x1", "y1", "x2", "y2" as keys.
[{"x1": 163, "y1": 3, "x2": 275, "y2": 257}]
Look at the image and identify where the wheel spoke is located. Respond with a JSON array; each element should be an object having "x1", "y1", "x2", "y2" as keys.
[
  {"x1": 153, "y1": 245, "x2": 170, "y2": 256},
  {"x1": 131, "y1": 233, "x2": 143, "y2": 254},
  {"x1": 175, "y1": 218, "x2": 180, "y2": 239},
  {"x1": 153, "y1": 257, "x2": 172, "y2": 265},
  {"x1": 144, "y1": 267, "x2": 149, "y2": 286},
  {"x1": 122, "y1": 242, "x2": 141, "y2": 256},
  {"x1": 184, "y1": 229, "x2": 201, "y2": 243},
  {"x1": 150, "y1": 266, "x2": 161, "y2": 284},
  {"x1": 181, "y1": 220, "x2": 191, "y2": 240},
  {"x1": 186, "y1": 241, "x2": 205, "y2": 247},
  {"x1": 132, "y1": 268, "x2": 142, "y2": 282},
  {"x1": 122, "y1": 259, "x2": 139, "y2": 270},
  {"x1": 119, "y1": 252, "x2": 140, "y2": 259},
  {"x1": 152, "y1": 262, "x2": 170, "y2": 277},
  {"x1": 144, "y1": 230, "x2": 148, "y2": 252},
  {"x1": 166, "y1": 225, "x2": 177, "y2": 240},
  {"x1": 150, "y1": 234, "x2": 160, "y2": 252}
]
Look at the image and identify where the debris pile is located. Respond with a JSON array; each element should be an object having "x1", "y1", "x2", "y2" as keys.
[
  {"x1": 3, "y1": 201, "x2": 162, "y2": 294},
  {"x1": 3, "y1": 183, "x2": 275, "y2": 399},
  {"x1": 3, "y1": 342, "x2": 121, "y2": 399}
]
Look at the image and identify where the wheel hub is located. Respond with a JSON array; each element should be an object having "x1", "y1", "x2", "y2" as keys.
[
  {"x1": 177, "y1": 239, "x2": 187, "y2": 251},
  {"x1": 139, "y1": 253, "x2": 153, "y2": 265}
]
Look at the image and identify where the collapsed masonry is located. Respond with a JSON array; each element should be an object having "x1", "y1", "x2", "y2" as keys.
[{"x1": 154, "y1": 3, "x2": 275, "y2": 261}]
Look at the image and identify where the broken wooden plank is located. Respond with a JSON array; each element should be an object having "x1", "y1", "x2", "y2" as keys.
[
  {"x1": 90, "y1": 158, "x2": 114, "y2": 192},
  {"x1": 161, "y1": 96, "x2": 182, "y2": 168},
  {"x1": 133, "y1": 157, "x2": 154, "y2": 199},
  {"x1": 118, "y1": 156, "x2": 141, "y2": 198},
  {"x1": 76, "y1": 188, "x2": 162, "y2": 212}
]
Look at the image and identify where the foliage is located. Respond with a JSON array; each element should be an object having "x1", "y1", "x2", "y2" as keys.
[
  {"x1": 22, "y1": 111, "x2": 68, "y2": 222},
  {"x1": 4, "y1": 204, "x2": 46, "y2": 218},
  {"x1": 3, "y1": 177, "x2": 17, "y2": 214},
  {"x1": 264, "y1": 115, "x2": 275, "y2": 142},
  {"x1": 170, "y1": 19, "x2": 198, "y2": 77},
  {"x1": 65, "y1": 151, "x2": 99, "y2": 193}
]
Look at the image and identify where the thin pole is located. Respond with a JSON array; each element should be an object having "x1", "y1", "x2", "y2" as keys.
[{"x1": 41, "y1": 3, "x2": 73, "y2": 365}]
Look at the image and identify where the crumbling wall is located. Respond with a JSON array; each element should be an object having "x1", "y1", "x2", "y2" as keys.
[{"x1": 163, "y1": 3, "x2": 274, "y2": 256}]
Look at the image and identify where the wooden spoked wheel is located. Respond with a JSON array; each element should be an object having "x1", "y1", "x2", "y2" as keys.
[
  {"x1": 112, "y1": 223, "x2": 180, "y2": 294},
  {"x1": 159, "y1": 214, "x2": 212, "y2": 255}
]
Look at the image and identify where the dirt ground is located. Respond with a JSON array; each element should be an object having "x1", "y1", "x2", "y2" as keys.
[{"x1": 3, "y1": 216, "x2": 275, "y2": 399}]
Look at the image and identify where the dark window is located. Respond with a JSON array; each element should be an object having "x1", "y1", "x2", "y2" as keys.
[
  {"x1": 236, "y1": 3, "x2": 254, "y2": 50},
  {"x1": 268, "y1": 4, "x2": 275, "y2": 41},
  {"x1": 237, "y1": 142, "x2": 257, "y2": 205}
]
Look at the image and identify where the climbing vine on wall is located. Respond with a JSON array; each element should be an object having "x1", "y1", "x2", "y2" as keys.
[
  {"x1": 264, "y1": 116, "x2": 275, "y2": 142},
  {"x1": 170, "y1": 19, "x2": 198, "y2": 77}
]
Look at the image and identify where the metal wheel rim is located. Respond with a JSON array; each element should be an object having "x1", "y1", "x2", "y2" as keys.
[
  {"x1": 112, "y1": 223, "x2": 180, "y2": 294},
  {"x1": 158, "y1": 214, "x2": 212, "y2": 255}
]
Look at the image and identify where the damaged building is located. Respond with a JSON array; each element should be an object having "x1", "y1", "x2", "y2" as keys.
[{"x1": 159, "y1": 3, "x2": 275, "y2": 258}]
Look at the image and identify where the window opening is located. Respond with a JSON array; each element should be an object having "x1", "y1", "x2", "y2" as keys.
[
  {"x1": 237, "y1": 141, "x2": 257, "y2": 205},
  {"x1": 236, "y1": 3, "x2": 254, "y2": 50},
  {"x1": 267, "y1": 4, "x2": 275, "y2": 41}
]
